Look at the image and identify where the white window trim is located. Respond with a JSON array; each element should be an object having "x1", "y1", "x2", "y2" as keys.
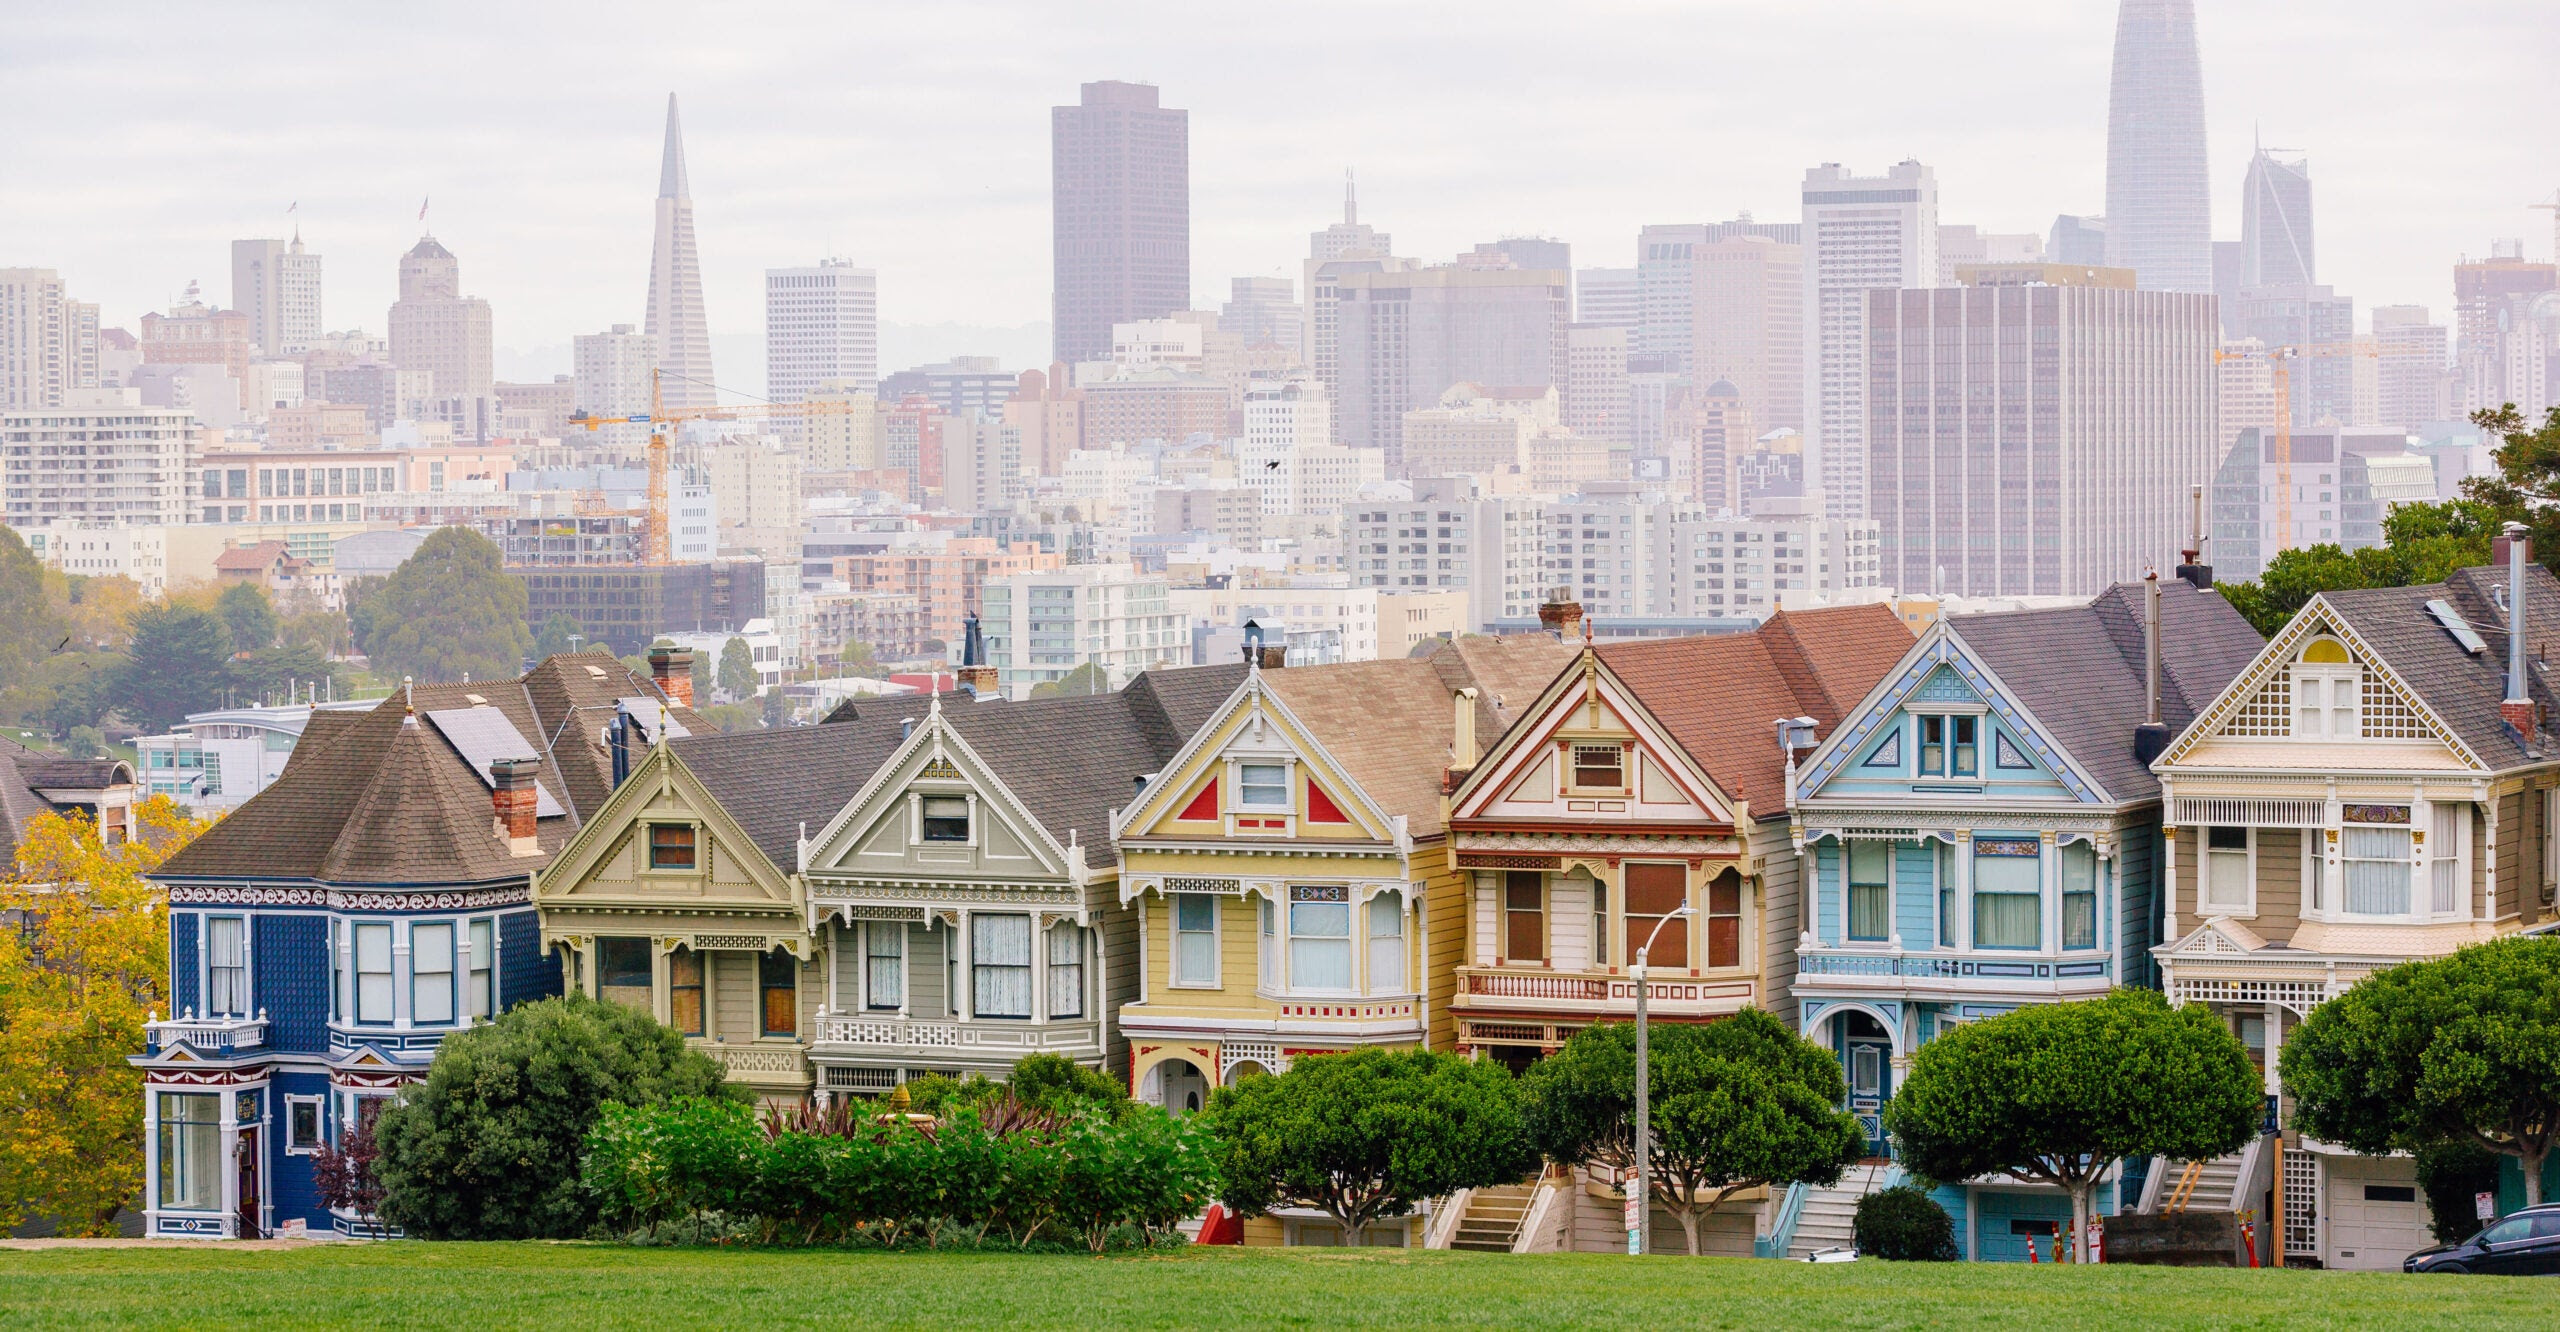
[
  {"x1": 1280, "y1": 884, "x2": 1360, "y2": 998},
  {"x1": 1364, "y1": 890, "x2": 1410, "y2": 996},
  {"x1": 2292, "y1": 657, "x2": 2363, "y2": 740},
  {"x1": 467, "y1": 916, "x2": 497, "y2": 1022},
  {"x1": 205, "y1": 914, "x2": 250, "y2": 1018},
  {"x1": 1913, "y1": 711, "x2": 1987, "y2": 780},
  {"x1": 282, "y1": 1093, "x2": 325, "y2": 1156},
  {"x1": 913, "y1": 790, "x2": 978, "y2": 848},
  {"x1": 2198, "y1": 826, "x2": 2258, "y2": 919},
  {"x1": 1232, "y1": 758, "x2": 1294, "y2": 812},
  {"x1": 863, "y1": 919, "x2": 907, "y2": 1013},
  {"x1": 1168, "y1": 892, "x2": 1221, "y2": 990}
]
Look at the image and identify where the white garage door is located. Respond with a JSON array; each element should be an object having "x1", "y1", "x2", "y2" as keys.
[{"x1": 2325, "y1": 1156, "x2": 2432, "y2": 1271}]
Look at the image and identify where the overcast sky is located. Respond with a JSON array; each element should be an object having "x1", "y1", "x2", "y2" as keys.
[{"x1": 3, "y1": 1, "x2": 2551, "y2": 385}]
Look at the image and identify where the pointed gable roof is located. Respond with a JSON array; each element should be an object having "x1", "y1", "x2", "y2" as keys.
[
  {"x1": 1597, "y1": 606, "x2": 1913, "y2": 816},
  {"x1": 0, "y1": 733, "x2": 134, "y2": 866}
]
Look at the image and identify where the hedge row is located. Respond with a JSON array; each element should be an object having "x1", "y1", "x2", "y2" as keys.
[{"x1": 581, "y1": 1096, "x2": 1220, "y2": 1252}]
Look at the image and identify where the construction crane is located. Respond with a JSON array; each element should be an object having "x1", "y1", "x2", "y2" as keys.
[
  {"x1": 568, "y1": 369, "x2": 874, "y2": 564},
  {"x1": 2532, "y1": 188, "x2": 2560, "y2": 268},
  {"x1": 2214, "y1": 339, "x2": 2377, "y2": 556}
]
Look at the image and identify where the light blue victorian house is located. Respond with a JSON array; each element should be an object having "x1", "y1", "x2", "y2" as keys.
[{"x1": 1782, "y1": 578, "x2": 2262, "y2": 1258}]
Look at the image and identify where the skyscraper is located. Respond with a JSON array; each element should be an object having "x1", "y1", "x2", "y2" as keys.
[
  {"x1": 2103, "y1": 0, "x2": 2212, "y2": 292},
  {"x1": 647, "y1": 93, "x2": 716, "y2": 410},
  {"x1": 2241, "y1": 147, "x2": 2315, "y2": 288},
  {"x1": 1333, "y1": 265, "x2": 1569, "y2": 469},
  {"x1": 1690, "y1": 234, "x2": 1802, "y2": 437},
  {"x1": 386, "y1": 235, "x2": 492, "y2": 402},
  {"x1": 1803, "y1": 161, "x2": 1937, "y2": 521},
  {"x1": 230, "y1": 235, "x2": 322, "y2": 356},
  {"x1": 764, "y1": 259, "x2": 877, "y2": 403},
  {"x1": 1051, "y1": 81, "x2": 1189, "y2": 366},
  {"x1": 0, "y1": 268, "x2": 99, "y2": 409}
]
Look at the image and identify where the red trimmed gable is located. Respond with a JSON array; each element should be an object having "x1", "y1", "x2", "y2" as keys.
[
  {"x1": 1305, "y1": 781, "x2": 1351, "y2": 824},
  {"x1": 1176, "y1": 780, "x2": 1219, "y2": 822}
]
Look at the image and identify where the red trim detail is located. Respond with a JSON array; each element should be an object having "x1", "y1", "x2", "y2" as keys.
[
  {"x1": 1176, "y1": 781, "x2": 1219, "y2": 822},
  {"x1": 1305, "y1": 782, "x2": 1352, "y2": 824}
]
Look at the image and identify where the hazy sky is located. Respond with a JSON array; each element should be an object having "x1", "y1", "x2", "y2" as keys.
[{"x1": 3, "y1": 0, "x2": 2552, "y2": 385}]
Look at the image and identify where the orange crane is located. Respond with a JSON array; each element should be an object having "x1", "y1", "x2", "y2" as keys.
[
  {"x1": 569, "y1": 369, "x2": 875, "y2": 564},
  {"x1": 2214, "y1": 339, "x2": 2375, "y2": 555}
]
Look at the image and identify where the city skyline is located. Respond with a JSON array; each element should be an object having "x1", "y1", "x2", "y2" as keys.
[{"x1": 1, "y1": 1, "x2": 2549, "y2": 384}]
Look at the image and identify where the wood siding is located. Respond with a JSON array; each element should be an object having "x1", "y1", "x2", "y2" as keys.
[{"x1": 1757, "y1": 819, "x2": 1802, "y2": 1024}]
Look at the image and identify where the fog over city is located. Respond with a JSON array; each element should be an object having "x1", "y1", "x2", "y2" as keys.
[{"x1": 3, "y1": 0, "x2": 2550, "y2": 376}]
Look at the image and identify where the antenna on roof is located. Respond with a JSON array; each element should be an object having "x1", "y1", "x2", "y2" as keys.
[{"x1": 402, "y1": 676, "x2": 416, "y2": 724}]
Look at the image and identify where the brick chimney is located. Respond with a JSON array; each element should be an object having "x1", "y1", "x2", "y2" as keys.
[
  {"x1": 491, "y1": 757, "x2": 542, "y2": 857},
  {"x1": 648, "y1": 645, "x2": 694, "y2": 708},
  {"x1": 956, "y1": 612, "x2": 1000, "y2": 697},
  {"x1": 1538, "y1": 587, "x2": 1584, "y2": 640},
  {"x1": 1259, "y1": 644, "x2": 1287, "y2": 670}
]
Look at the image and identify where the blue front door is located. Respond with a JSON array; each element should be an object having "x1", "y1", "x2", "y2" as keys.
[{"x1": 1846, "y1": 1036, "x2": 1892, "y2": 1156}]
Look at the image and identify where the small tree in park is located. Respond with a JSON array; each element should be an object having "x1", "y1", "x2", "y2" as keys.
[
  {"x1": 371, "y1": 992, "x2": 741, "y2": 1239},
  {"x1": 1206, "y1": 1048, "x2": 1536, "y2": 1243},
  {"x1": 2281, "y1": 935, "x2": 2560, "y2": 1206},
  {"x1": 1522, "y1": 1009, "x2": 1865, "y2": 1255},
  {"x1": 1887, "y1": 988, "x2": 2261, "y2": 1263}
]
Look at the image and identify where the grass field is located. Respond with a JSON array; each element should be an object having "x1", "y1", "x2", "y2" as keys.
[{"x1": 1, "y1": 1243, "x2": 2552, "y2": 1329}]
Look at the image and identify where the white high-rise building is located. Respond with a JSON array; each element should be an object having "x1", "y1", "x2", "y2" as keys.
[
  {"x1": 1239, "y1": 376, "x2": 1331, "y2": 514},
  {"x1": 1575, "y1": 268, "x2": 1640, "y2": 330},
  {"x1": 2, "y1": 389, "x2": 198, "y2": 527},
  {"x1": 230, "y1": 236, "x2": 323, "y2": 356},
  {"x1": 1802, "y1": 161, "x2": 1938, "y2": 521},
  {"x1": 1345, "y1": 476, "x2": 1550, "y2": 629},
  {"x1": 573, "y1": 324, "x2": 658, "y2": 451},
  {"x1": 1564, "y1": 326, "x2": 1632, "y2": 448},
  {"x1": 977, "y1": 563, "x2": 1190, "y2": 697},
  {"x1": 0, "y1": 268, "x2": 99, "y2": 409},
  {"x1": 765, "y1": 259, "x2": 877, "y2": 402},
  {"x1": 2103, "y1": 0, "x2": 2213, "y2": 293},
  {"x1": 646, "y1": 94, "x2": 716, "y2": 409}
]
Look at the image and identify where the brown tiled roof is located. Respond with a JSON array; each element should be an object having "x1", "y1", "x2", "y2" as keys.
[
  {"x1": 212, "y1": 540, "x2": 292, "y2": 572},
  {"x1": 1265, "y1": 635, "x2": 1579, "y2": 838},
  {"x1": 1599, "y1": 606, "x2": 1915, "y2": 818},
  {"x1": 0, "y1": 734, "x2": 132, "y2": 865},
  {"x1": 155, "y1": 650, "x2": 702, "y2": 885}
]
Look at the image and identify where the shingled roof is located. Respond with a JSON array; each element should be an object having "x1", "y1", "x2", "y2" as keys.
[
  {"x1": 156, "y1": 650, "x2": 702, "y2": 885},
  {"x1": 1599, "y1": 605, "x2": 1916, "y2": 817},
  {"x1": 0, "y1": 734, "x2": 135, "y2": 867},
  {"x1": 2315, "y1": 563, "x2": 2560, "y2": 770},
  {"x1": 1953, "y1": 580, "x2": 2264, "y2": 802}
]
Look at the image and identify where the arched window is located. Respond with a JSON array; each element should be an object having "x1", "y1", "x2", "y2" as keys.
[{"x1": 2293, "y1": 639, "x2": 2360, "y2": 739}]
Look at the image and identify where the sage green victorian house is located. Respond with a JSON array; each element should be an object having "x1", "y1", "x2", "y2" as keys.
[
  {"x1": 797, "y1": 668, "x2": 1242, "y2": 1097},
  {"x1": 534, "y1": 708, "x2": 912, "y2": 1102}
]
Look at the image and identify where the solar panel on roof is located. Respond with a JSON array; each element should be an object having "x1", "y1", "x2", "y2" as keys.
[
  {"x1": 423, "y1": 707, "x2": 567, "y2": 817},
  {"x1": 617, "y1": 697, "x2": 691, "y2": 743},
  {"x1": 2426, "y1": 599, "x2": 2488, "y2": 656}
]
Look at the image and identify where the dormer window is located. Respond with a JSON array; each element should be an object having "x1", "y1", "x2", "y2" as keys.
[
  {"x1": 921, "y1": 796, "x2": 971, "y2": 842},
  {"x1": 648, "y1": 823, "x2": 696, "y2": 869},
  {"x1": 1238, "y1": 763, "x2": 1289, "y2": 809},
  {"x1": 2293, "y1": 639, "x2": 2361, "y2": 739},
  {"x1": 1918, "y1": 716, "x2": 1977, "y2": 777},
  {"x1": 1571, "y1": 744, "x2": 1624, "y2": 790}
]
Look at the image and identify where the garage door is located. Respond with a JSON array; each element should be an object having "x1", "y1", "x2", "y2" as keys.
[{"x1": 2325, "y1": 1157, "x2": 2432, "y2": 1271}]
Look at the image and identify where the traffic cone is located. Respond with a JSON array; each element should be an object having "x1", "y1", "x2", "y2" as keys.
[
  {"x1": 2240, "y1": 1213, "x2": 2259, "y2": 1268},
  {"x1": 2027, "y1": 1234, "x2": 2039, "y2": 1263}
]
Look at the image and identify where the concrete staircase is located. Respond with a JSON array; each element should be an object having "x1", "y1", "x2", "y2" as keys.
[
  {"x1": 1448, "y1": 1182, "x2": 1538, "y2": 1253},
  {"x1": 2149, "y1": 1148, "x2": 2251, "y2": 1214},
  {"x1": 1787, "y1": 1161, "x2": 1894, "y2": 1259}
]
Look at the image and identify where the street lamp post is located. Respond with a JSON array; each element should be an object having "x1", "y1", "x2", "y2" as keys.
[{"x1": 1630, "y1": 903, "x2": 1695, "y2": 1257}]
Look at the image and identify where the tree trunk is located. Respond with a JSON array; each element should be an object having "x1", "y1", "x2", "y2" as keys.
[
  {"x1": 2524, "y1": 1145, "x2": 2546, "y2": 1207},
  {"x1": 1673, "y1": 1202, "x2": 1701, "y2": 1256},
  {"x1": 2068, "y1": 1179, "x2": 2093, "y2": 1265}
]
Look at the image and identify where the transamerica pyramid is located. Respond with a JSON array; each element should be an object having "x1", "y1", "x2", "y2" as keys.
[{"x1": 646, "y1": 93, "x2": 716, "y2": 409}]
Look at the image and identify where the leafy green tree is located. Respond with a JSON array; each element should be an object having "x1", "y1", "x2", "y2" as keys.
[
  {"x1": 1206, "y1": 1047, "x2": 1535, "y2": 1243},
  {"x1": 1006, "y1": 1053, "x2": 1131, "y2": 1118},
  {"x1": 0, "y1": 652, "x2": 112, "y2": 739},
  {"x1": 1523, "y1": 1008, "x2": 1864, "y2": 1254},
  {"x1": 371, "y1": 992, "x2": 742, "y2": 1239},
  {"x1": 1887, "y1": 988, "x2": 2261, "y2": 1263},
  {"x1": 534, "y1": 612, "x2": 586, "y2": 659},
  {"x1": 837, "y1": 639, "x2": 882, "y2": 678},
  {"x1": 107, "y1": 605, "x2": 232, "y2": 733},
  {"x1": 214, "y1": 581, "x2": 278, "y2": 652},
  {"x1": 0, "y1": 526, "x2": 65, "y2": 684},
  {"x1": 228, "y1": 641, "x2": 341, "y2": 706},
  {"x1": 2218, "y1": 499, "x2": 2499, "y2": 637},
  {"x1": 1028, "y1": 661, "x2": 1110, "y2": 699},
  {"x1": 2462, "y1": 404, "x2": 2560, "y2": 569},
  {"x1": 717, "y1": 635, "x2": 757, "y2": 701},
  {"x1": 2281, "y1": 935, "x2": 2560, "y2": 1207},
  {"x1": 64, "y1": 727, "x2": 104, "y2": 760},
  {"x1": 351, "y1": 527, "x2": 533, "y2": 684}
]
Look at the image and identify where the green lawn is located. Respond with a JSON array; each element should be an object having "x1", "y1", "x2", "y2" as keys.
[{"x1": 0, "y1": 1244, "x2": 2550, "y2": 1329}]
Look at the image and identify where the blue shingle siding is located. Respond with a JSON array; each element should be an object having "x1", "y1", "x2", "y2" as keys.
[
  {"x1": 255, "y1": 913, "x2": 329, "y2": 1052},
  {"x1": 170, "y1": 912, "x2": 199, "y2": 1018},
  {"x1": 268, "y1": 1069, "x2": 333, "y2": 1228},
  {"x1": 1893, "y1": 841, "x2": 1937, "y2": 948},
  {"x1": 499, "y1": 908, "x2": 556, "y2": 1011},
  {"x1": 2118, "y1": 824, "x2": 2158, "y2": 989}
]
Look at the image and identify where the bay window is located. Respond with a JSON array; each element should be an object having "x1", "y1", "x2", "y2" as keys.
[
  {"x1": 2062, "y1": 843, "x2": 2097, "y2": 949},
  {"x1": 1047, "y1": 924, "x2": 1085, "y2": 1019},
  {"x1": 670, "y1": 948, "x2": 704, "y2": 1035},
  {"x1": 412, "y1": 922, "x2": 455, "y2": 1024},
  {"x1": 1705, "y1": 871, "x2": 1742, "y2": 968},
  {"x1": 156, "y1": 1091, "x2": 221, "y2": 1212},
  {"x1": 355, "y1": 922, "x2": 394, "y2": 1023},
  {"x1": 1847, "y1": 841, "x2": 1889, "y2": 941},
  {"x1": 598, "y1": 937, "x2": 652, "y2": 1011},
  {"x1": 2433, "y1": 803, "x2": 2466, "y2": 915},
  {"x1": 2341, "y1": 806, "x2": 2413, "y2": 916},
  {"x1": 208, "y1": 917, "x2": 248, "y2": 1017},
  {"x1": 1504, "y1": 871, "x2": 1544, "y2": 962},
  {"x1": 1936, "y1": 841, "x2": 1956, "y2": 948},
  {"x1": 973, "y1": 914, "x2": 1032, "y2": 1018},
  {"x1": 2202, "y1": 827, "x2": 2252, "y2": 913},
  {"x1": 1972, "y1": 838, "x2": 2040, "y2": 949},
  {"x1": 865, "y1": 923, "x2": 903, "y2": 1010},
  {"x1": 1624, "y1": 863, "x2": 1687, "y2": 969},
  {"x1": 1367, "y1": 894, "x2": 1406, "y2": 993},
  {"x1": 1288, "y1": 885, "x2": 1353, "y2": 991},
  {"x1": 1590, "y1": 878, "x2": 1609, "y2": 965},
  {"x1": 1173, "y1": 894, "x2": 1218, "y2": 986},
  {"x1": 760, "y1": 949, "x2": 797, "y2": 1036},
  {"x1": 469, "y1": 919, "x2": 495, "y2": 1019},
  {"x1": 1258, "y1": 896, "x2": 1278, "y2": 985}
]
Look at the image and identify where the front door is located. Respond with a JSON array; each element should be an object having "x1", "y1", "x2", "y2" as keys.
[
  {"x1": 1847, "y1": 1039, "x2": 1891, "y2": 1156},
  {"x1": 234, "y1": 1126, "x2": 262, "y2": 1240}
]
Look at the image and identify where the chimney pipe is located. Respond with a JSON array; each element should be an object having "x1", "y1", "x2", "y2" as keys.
[
  {"x1": 648, "y1": 645, "x2": 695, "y2": 709},
  {"x1": 2502, "y1": 521, "x2": 2535, "y2": 739},
  {"x1": 2133, "y1": 572, "x2": 2175, "y2": 766},
  {"x1": 2174, "y1": 484, "x2": 2214, "y2": 589},
  {"x1": 608, "y1": 704, "x2": 632, "y2": 787},
  {"x1": 491, "y1": 756, "x2": 542, "y2": 857},
  {"x1": 956, "y1": 613, "x2": 999, "y2": 697}
]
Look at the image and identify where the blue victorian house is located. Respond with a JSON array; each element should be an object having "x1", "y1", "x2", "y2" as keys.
[
  {"x1": 133, "y1": 650, "x2": 701, "y2": 1237},
  {"x1": 1781, "y1": 578, "x2": 2262, "y2": 1258}
]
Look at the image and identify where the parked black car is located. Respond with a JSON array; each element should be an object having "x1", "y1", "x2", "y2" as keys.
[{"x1": 2405, "y1": 1203, "x2": 2560, "y2": 1274}]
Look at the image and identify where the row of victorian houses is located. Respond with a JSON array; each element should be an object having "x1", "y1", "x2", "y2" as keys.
[{"x1": 129, "y1": 541, "x2": 2560, "y2": 1266}]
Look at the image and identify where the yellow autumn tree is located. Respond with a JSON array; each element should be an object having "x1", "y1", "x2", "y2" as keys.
[{"x1": 0, "y1": 795, "x2": 207, "y2": 1235}]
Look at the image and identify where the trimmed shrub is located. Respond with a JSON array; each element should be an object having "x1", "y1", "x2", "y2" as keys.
[{"x1": 1853, "y1": 1184, "x2": 1959, "y2": 1261}]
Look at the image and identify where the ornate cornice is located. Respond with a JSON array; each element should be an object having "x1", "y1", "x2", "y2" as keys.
[
  {"x1": 167, "y1": 883, "x2": 529, "y2": 911},
  {"x1": 1452, "y1": 830, "x2": 1740, "y2": 857}
]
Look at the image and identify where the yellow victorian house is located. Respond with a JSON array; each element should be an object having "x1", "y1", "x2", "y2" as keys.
[{"x1": 1112, "y1": 636, "x2": 1576, "y2": 1135}]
